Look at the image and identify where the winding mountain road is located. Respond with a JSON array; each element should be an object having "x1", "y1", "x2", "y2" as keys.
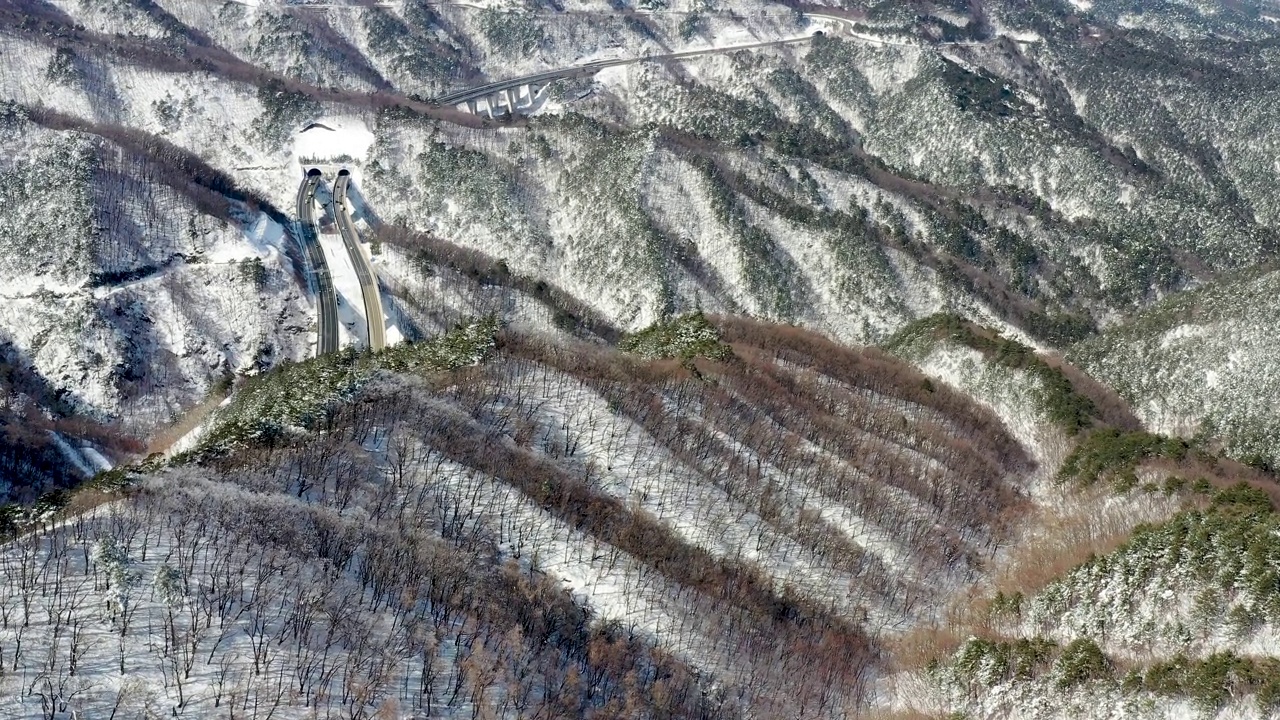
[
  {"x1": 296, "y1": 169, "x2": 340, "y2": 356},
  {"x1": 332, "y1": 170, "x2": 386, "y2": 351}
]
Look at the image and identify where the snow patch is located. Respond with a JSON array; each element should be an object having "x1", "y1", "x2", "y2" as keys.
[
  {"x1": 47, "y1": 432, "x2": 94, "y2": 478},
  {"x1": 293, "y1": 117, "x2": 375, "y2": 164},
  {"x1": 80, "y1": 446, "x2": 113, "y2": 473}
]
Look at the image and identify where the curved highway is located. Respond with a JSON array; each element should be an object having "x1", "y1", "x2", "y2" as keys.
[
  {"x1": 432, "y1": 34, "x2": 820, "y2": 107},
  {"x1": 431, "y1": 12, "x2": 997, "y2": 109},
  {"x1": 296, "y1": 169, "x2": 340, "y2": 356},
  {"x1": 332, "y1": 171, "x2": 386, "y2": 351}
]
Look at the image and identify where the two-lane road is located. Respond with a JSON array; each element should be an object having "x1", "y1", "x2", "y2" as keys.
[
  {"x1": 296, "y1": 169, "x2": 340, "y2": 356},
  {"x1": 332, "y1": 170, "x2": 386, "y2": 351}
]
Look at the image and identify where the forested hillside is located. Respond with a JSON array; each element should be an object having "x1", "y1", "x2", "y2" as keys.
[
  {"x1": 0, "y1": 317, "x2": 1035, "y2": 717},
  {"x1": 1070, "y1": 265, "x2": 1280, "y2": 468},
  {"x1": 2, "y1": 0, "x2": 1280, "y2": 717}
]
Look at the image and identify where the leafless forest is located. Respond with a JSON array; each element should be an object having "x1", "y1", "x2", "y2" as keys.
[{"x1": 0, "y1": 321, "x2": 1033, "y2": 718}]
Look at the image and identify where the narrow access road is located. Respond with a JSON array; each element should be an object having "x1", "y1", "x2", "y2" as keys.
[
  {"x1": 332, "y1": 171, "x2": 386, "y2": 351},
  {"x1": 296, "y1": 169, "x2": 340, "y2": 356}
]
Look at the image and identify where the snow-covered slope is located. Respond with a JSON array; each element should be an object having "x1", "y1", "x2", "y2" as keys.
[
  {"x1": 2, "y1": 1, "x2": 1280, "y2": 716},
  {"x1": 1070, "y1": 266, "x2": 1280, "y2": 467},
  {"x1": 0, "y1": 316, "x2": 1036, "y2": 718},
  {"x1": 3, "y1": 0, "x2": 1278, "y2": 456},
  {"x1": 0, "y1": 115, "x2": 311, "y2": 422}
]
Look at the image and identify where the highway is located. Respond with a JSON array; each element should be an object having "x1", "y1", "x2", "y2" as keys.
[
  {"x1": 804, "y1": 12, "x2": 992, "y2": 47},
  {"x1": 432, "y1": 34, "x2": 821, "y2": 107},
  {"x1": 332, "y1": 170, "x2": 387, "y2": 351},
  {"x1": 295, "y1": 169, "x2": 340, "y2": 356},
  {"x1": 430, "y1": 12, "x2": 999, "y2": 109}
]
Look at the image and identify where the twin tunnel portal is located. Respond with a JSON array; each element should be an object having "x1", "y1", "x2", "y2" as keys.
[
  {"x1": 293, "y1": 16, "x2": 850, "y2": 355},
  {"x1": 296, "y1": 168, "x2": 386, "y2": 357}
]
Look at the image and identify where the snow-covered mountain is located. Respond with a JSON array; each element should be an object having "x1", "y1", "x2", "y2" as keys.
[
  {"x1": 4, "y1": 0, "x2": 1279, "y2": 439},
  {"x1": 3, "y1": 0, "x2": 1280, "y2": 717}
]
